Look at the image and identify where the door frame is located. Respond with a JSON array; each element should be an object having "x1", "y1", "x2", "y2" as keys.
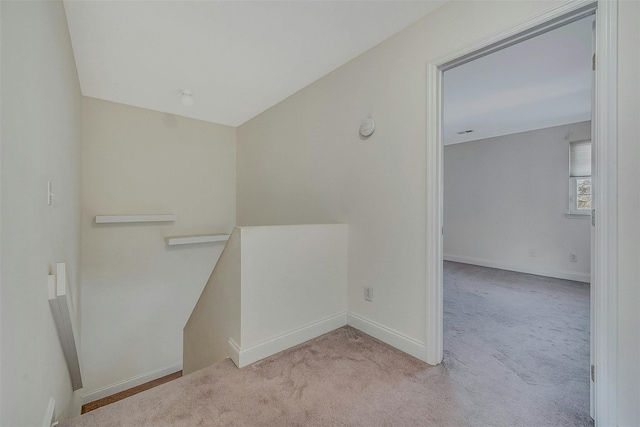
[{"x1": 424, "y1": 0, "x2": 617, "y2": 425}]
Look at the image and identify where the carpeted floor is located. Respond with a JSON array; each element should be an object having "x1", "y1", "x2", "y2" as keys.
[
  {"x1": 443, "y1": 261, "x2": 592, "y2": 427},
  {"x1": 62, "y1": 262, "x2": 592, "y2": 426}
]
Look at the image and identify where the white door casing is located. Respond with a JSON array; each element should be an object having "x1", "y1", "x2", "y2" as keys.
[{"x1": 425, "y1": 1, "x2": 617, "y2": 425}]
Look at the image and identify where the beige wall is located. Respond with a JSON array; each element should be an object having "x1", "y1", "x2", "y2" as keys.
[
  {"x1": 237, "y1": 0, "x2": 564, "y2": 352},
  {"x1": 444, "y1": 122, "x2": 591, "y2": 282},
  {"x1": 81, "y1": 98, "x2": 236, "y2": 396},
  {"x1": 237, "y1": 1, "x2": 639, "y2": 424},
  {"x1": 1, "y1": 0, "x2": 637, "y2": 425},
  {"x1": 183, "y1": 228, "x2": 241, "y2": 375},
  {"x1": 1, "y1": 0, "x2": 83, "y2": 424}
]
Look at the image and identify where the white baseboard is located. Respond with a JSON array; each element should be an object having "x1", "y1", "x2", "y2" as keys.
[
  {"x1": 444, "y1": 254, "x2": 591, "y2": 283},
  {"x1": 229, "y1": 312, "x2": 428, "y2": 368},
  {"x1": 227, "y1": 338, "x2": 241, "y2": 368},
  {"x1": 81, "y1": 363, "x2": 183, "y2": 405},
  {"x1": 346, "y1": 312, "x2": 427, "y2": 362},
  {"x1": 229, "y1": 312, "x2": 347, "y2": 368}
]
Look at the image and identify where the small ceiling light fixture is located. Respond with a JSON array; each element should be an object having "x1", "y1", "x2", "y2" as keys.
[{"x1": 181, "y1": 90, "x2": 194, "y2": 106}]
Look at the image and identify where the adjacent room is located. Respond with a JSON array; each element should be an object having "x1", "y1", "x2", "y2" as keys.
[
  {"x1": 1, "y1": 1, "x2": 639, "y2": 427},
  {"x1": 442, "y1": 15, "x2": 593, "y2": 424}
]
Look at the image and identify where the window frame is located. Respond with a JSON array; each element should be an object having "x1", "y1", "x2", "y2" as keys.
[
  {"x1": 568, "y1": 176, "x2": 592, "y2": 217},
  {"x1": 567, "y1": 139, "x2": 592, "y2": 218}
]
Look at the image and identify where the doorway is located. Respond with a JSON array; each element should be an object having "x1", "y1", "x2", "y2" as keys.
[
  {"x1": 424, "y1": 2, "x2": 619, "y2": 426},
  {"x1": 442, "y1": 14, "x2": 593, "y2": 423}
]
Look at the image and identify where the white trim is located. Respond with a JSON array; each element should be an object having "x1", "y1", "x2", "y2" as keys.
[
  {"x1": 425, "y1": 60, "x2": 444, "y2": 366},
  {"x1": 48, "y1": 264, "x2": 83, "y2": 391},
  {"x1": 228, "y1": 338, "x2": 241, "y2": 368},
  {"x1": 229, "y1": 312, "x2": 428, "y2": 368},
  {"x1": 95, "y1": 214, "x2": 176, "y2": 224},
  {"x1": 444, "y1": 254, "x2": 591, "y2": 283},
  {"x1": 592, "y1": 0, "x2": 618, "y2": 424},
  {"x1": 566, "y1": 213, "x2": 591, "y2": 219},
  {"x1": 347, "y1": 312, "x2": 426, "y2": 362},
  {"x1": 230, "y1": 313, "x2": 347, "y2": 368},
  {"x1": 426, "y1": 1, "x2": 617, "y2": 425},
  {"x1": 437, "y1": 1, "x2": 597, "y2": 72},
  {"x1": 80, "y1": 363, "x2": 183, "y2": 405},
  {"x1": 42, "y1": 397, "x2": 55, "y2": 427}
]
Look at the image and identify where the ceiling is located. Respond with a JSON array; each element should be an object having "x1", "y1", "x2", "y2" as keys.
[
  {"x1": 444, "y1": 15, "x2": 594, "y2": 145},
  {"x1": 63, "y1": 0, "x2": 446, "y2": 127},
  {"x1": 64, "y1": 2, "x2": 592, "y2": 136}
]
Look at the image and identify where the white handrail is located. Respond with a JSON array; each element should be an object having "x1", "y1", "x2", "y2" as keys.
[{"x1": 48, "y1": 262, "x2": 83, "y2": 391}]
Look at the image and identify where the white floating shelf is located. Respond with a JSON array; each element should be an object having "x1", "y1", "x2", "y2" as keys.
[
  {"x1": 165, "y1": 234, "x2": 230, "y2": 246},
  {"x1": 95, "y1": 214, "x2": 176, "y2": 224}
]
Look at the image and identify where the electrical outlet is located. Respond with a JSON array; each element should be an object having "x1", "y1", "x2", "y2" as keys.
[
  {"x1": 529, "y1": 249, "x2": 536, "y2": 257},
  {"x1": 570, "y1": 253, "x2": 577, "y2": 262},
  {"x1": 364, "y1": 286, "x2": 373, "y2": 302}
]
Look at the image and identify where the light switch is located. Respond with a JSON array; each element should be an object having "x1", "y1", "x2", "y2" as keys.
[{"x1": 47, "y1": 181, "x2": 54, "y2": 206}]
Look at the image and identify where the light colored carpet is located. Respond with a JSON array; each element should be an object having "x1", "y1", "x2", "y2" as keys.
[
  {"x1": 443, "y1": 261, "x2": 592, "y2": 427},
  {"x1": 62, "y1": 262, "x2": 592, "y2": 426}
]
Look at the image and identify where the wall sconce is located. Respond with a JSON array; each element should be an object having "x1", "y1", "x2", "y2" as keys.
[{"x1": 359, "y1": 117, "x2": 375, "y2": 137}]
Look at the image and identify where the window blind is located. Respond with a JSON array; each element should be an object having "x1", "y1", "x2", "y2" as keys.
[{"x1": 570, "y1": 140, "x2": 592, "y2": 177}]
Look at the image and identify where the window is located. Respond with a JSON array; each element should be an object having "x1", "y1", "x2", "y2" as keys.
[
  {"x1": 571, "y1": 176, "x2": 592, "y2": 212},
  {"x1": 569, "y1": 140, "x2": 591, "y2": 216}
]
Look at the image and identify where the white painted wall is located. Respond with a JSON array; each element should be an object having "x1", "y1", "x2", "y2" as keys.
[
  {"x1": 80, "y1": 98, "x2": 236, "y2": 397},
  {"x1": 1, "y1": 0, "x2": 83, "y2": 424},
  {"x1": 183, "y1": 224, "x2": 348, "y2": 371},
  {"x1": 237, "y1": 1, "x2": 639, "y2": 423},
  {"x1": 616, "y1": 1, "x2": 640, "y2": 425},
  {"x1": 444, "y1": 122, "x2": 591, "y2": 283},
  {"x1": 237, "y1": 0, "x2": 566, "y2": 355},
  {"x1": 239, "y1": 224, "x2": 348, "y2": 349}
]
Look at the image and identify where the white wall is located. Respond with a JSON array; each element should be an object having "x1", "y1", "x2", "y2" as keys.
[
  {"x1": 1, "y1": 0, "x2": 83, "y2": 424},
  {"x1": 237, "y1": 0, "x2": 566, "y2": 355},
  {"x1": 81, "y1": 98, "x2": 236, "y2": 397},
  {"x1": 616, "y1": 1, "x2": 640, "y2": 424},
  {"x1": 239, "y1": 224, "x2": 348, "y2": 349},
  {"x1": 184, "y1": 224, "x2": 348, "y2": 372},
  {"x1": 236, "y1": 1, "x2": 639, "y2": 424},
  {"x1": 444, "y1": 122, "x2": 591, "y2": 282}
]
